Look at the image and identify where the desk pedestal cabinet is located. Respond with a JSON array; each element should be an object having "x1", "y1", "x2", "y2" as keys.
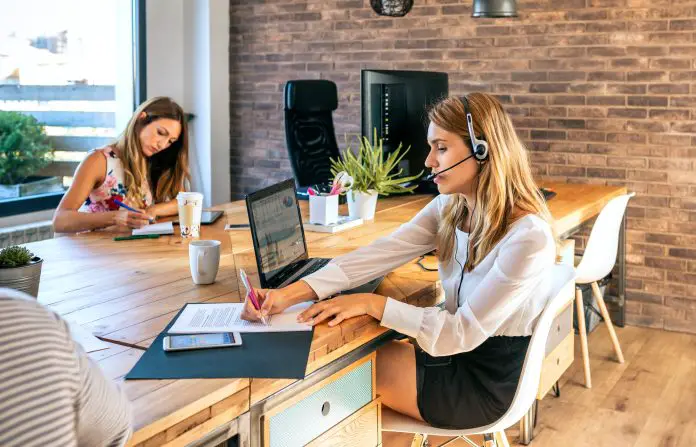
[
  {"x1": 519, "y1": 239, "x2": 576, "y2": 445},
  {"x1": 259, "y1": 353, "x2": 381, "y2": 447}
]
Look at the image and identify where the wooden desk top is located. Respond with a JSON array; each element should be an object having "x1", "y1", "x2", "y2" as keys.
[
  {"x1": 540, "y1": 181, "x2": 627, "y2": 237},
  {"x1": 23, "y1": 181, "x2": 626, "y2": 446}
]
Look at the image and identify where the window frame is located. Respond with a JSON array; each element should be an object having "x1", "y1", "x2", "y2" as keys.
[{"x1": 0, "y1": 0, "x2": 147, "y2": 218}]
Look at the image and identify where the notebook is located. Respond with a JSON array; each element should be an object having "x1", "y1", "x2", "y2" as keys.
[
  {"x1": 67, "y1": 322, "x2": 110, "y2": 353},
  {"x1": 132, "y1": 221, "x2": 174, "y2": 236}
]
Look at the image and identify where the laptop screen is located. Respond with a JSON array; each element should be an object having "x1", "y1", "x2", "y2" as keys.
[{"x1": 247, "y1": 180, "x2": 307, "y2": 281}]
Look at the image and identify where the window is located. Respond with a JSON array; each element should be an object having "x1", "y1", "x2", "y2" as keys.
[{"x1": 0, "y1": 0, "x2": 145, "y2": 217}]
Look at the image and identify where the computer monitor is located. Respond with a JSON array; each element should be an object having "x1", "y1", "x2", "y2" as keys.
[{"x1": 361, "y1": 69, "x2": 449, "y2": 184}]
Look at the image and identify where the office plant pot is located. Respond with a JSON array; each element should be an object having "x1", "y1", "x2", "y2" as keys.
[
  {"x1": 0, "y1": 257, "x2": 43, "y2": 297},
  {"x1": 348, "y1": 190, "x2": 378, "y2": 221}
]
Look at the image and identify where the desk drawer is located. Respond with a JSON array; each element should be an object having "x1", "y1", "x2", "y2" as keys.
[
  {"x1": 537, "y1": 332, "x2": 574, "y2": 399},
  {"x1": 264, "y1": 356, "x2": 374, "y2": 447},
  {"x1": 306, "y1": 400, "x2": 381, "y2": 447},
  {"x1": 545, "y1": 303, "x2": 573, "y2": 356}
]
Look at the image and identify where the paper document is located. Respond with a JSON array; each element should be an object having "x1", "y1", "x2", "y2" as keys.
[
  {"x1": 132, "y1": 221, "x2": 174, "y2": 236},
  {"x1": 68, "y1": 323, "x2": 111, "y2": 353},
  {"x1": 168, "y1": 302, "x2": 314, "y2": 334}
]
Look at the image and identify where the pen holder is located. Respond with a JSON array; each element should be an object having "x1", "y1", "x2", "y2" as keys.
[{"x1": 309, "y1": 194, "x2": 339, "y2": 226}]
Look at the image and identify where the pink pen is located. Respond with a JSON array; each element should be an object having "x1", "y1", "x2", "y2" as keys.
[
  {"x1": 239, "y1": 269, "x2": 269, "y2": 325},
  {"x1": 307, "y1": 187, "x2": 318, "y2": 196}
]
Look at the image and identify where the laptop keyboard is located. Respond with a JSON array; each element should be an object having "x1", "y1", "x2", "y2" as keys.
[
  {"x1": 303, "y1": 258, "x2": 330, "y2": 276},
  {"x1": 274, "y1": 258, "x2": 331, "y2": 288}
]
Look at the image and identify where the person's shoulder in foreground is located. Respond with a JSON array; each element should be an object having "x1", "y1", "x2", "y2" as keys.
[{"x1": 0, "y1": 288, "x2": 132, "y2": 447}]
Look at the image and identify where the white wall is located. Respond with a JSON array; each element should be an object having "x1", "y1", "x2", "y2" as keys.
[{"x1": 146, "y1": 0, "x2": 230, "y2": 207}]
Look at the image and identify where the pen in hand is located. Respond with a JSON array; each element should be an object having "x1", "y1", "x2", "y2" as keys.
[
  {"x1": 239, "y1": 269, "x2": 269, "y2": 326},
  {"x1": 113, "y1": 199, "x2": 155, "y2": 223}
]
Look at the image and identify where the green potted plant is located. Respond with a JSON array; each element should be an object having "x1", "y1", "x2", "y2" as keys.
[
  {"x1": 0, "y1": 245, "x2": 43, "y2": 298},
  {"x1": 0, "y1": 111, "x2": 59, "y2": 199},
  {"x1": 330, "y1": 129, "x2": 422, "y2": 220}
]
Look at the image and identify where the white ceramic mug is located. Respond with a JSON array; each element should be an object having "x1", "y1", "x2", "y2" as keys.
[
  {"x1": 177, "y1": 192, "x2": 204, "y2": 238},
  {"x1": 189, "y1": 240, "x2": 221, "y2": 285}
]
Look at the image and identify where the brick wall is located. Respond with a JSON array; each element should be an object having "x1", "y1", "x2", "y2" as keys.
[{"x1": 229, "y1": 0, "x2": 696, "y2": 333}]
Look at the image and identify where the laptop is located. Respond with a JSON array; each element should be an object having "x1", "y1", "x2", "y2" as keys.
[{"x1": 246, "y1": 178, "x2": 383, "y2": 292}]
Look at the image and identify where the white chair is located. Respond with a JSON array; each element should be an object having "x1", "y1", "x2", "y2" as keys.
[
  {"x1": 574, "y1": 193, "x2": 634, "y2": 389},
  {"x1": 382, "y1": 264, "x2": 576, "y2": 447}
]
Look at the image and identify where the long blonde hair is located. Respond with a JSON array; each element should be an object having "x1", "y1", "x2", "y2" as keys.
[
  {"x1": 114, "y1": 96, "x2": 190, "y2": 204},
  {"x1": 430, "y1": 93, "x2": 555, "y2": 271}
]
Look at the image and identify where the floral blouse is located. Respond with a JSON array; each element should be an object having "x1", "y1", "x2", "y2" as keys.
[{"x1": 79, "y1": 147, "x2": 153, "y2": 213}]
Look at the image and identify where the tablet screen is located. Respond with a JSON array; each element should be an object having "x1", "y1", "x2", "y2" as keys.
[{"x1": 174, "y1": 210, "x2": 223, "y2": 225}]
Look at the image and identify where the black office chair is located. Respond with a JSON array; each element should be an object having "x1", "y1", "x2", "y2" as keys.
[{"x1": 284, "y1": 80, "x2": 341, "y2": 198}]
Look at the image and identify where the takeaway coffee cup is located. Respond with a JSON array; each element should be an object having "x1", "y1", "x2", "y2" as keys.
[{"x1": 177, "y1": 192, "x2": 203, "y2": 238}]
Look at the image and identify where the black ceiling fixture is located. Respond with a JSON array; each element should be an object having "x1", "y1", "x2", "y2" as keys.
[
  {"x1": 472, "y1": 0, "x2": 518, "y2": 18},
  {"x1": 370, "y1": 0, "x2": 414, "y2": 17}
]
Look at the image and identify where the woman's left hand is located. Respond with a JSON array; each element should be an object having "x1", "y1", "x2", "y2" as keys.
[{"x1": 297, "y1": 293, "x2": 387, "y2": 327}]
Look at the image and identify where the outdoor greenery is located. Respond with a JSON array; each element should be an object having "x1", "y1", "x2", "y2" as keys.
[
  {"x1": 0, "y1": 246, "x2": 35, "y2": 268},
  {"x1": 330, "y1": 129, "x2": 422, "y2": 196},
  {"x1": 0, "y1": 111, "x2": 53, "y2": 185}
]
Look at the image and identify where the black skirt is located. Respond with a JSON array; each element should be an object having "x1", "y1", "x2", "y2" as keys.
[{"x1": 414, "y1": 336, "x2": 531, "y2": 429}]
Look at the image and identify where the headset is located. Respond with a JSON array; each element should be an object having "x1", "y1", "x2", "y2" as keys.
[{"x1": 425, "y1": 95, "x2": 488, "y2": 181}]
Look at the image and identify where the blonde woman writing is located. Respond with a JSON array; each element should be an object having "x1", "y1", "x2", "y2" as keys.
[
  {"x1": 242, "y1": 93, "x2": 557, "y2": 429},
  {"x1": 53, "y1": 97, "x2": 190, "y2": 233}
]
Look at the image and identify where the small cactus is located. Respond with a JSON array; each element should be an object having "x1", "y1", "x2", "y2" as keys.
[{"x1": 0, "y1": 246, "x2": 34, "y2": 268}]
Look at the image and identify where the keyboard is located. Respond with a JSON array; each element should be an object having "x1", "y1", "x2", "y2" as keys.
[
  {"x1": 271, "y1": 258, "x2": 331, "y2": 288},
  {"x1": 302, "y1": 258, "x2": 330, "y2": 277}
]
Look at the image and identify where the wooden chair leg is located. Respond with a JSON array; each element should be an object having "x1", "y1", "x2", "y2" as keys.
[
  {"x1": 494, "y1": 431, "x2": 511, "y2": 447},
  {"x1": 591, "y1": 281, "x2": 625, "y2": 364},
  {"x1": 411, "y1": 433, "x2": 427, "y2": 447},
  {"x1": 576, "y1": 287, "x2": 592, "y2": 388},
  {"x1": 483, "y1": 434, "x2": 496, "y2": 447}
]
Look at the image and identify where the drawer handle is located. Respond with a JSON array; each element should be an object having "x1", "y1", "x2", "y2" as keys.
[
  {"x1": 556, "y1": 358, "x2": 560, "y2": 366},
  {"x1": 557, "y1": 324, "x2": 561, "y2": 333},
  {"x1": 321, "y1": 401, "x2": 331, "y2": 416}
]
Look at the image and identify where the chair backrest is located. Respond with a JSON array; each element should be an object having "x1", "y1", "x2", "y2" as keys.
[
  {"x1": 482, "y1": 264, "x2": 576, "y2": 432},
  {"x1": 283, "y1": 80, "x2": 341, "y2": 188},
  {"x1": 575, "y1": 193, "x2": 634, "y2": 284}
]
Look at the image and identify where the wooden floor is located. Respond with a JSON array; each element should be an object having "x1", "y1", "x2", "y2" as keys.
[{"x1": 383, "y1": 324, "x2": 696, "y2": 447}]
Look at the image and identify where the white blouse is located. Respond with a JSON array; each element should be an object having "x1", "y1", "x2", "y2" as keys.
[{"x1": 302, "y1": 194, "x2": 557, "y2": 357}]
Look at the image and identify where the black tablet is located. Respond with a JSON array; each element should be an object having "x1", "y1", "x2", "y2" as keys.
[{"x1": 174, "y1": 210, "x2": 223, "y2": 225}]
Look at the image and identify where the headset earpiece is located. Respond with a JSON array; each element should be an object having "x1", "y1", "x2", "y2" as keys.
[
  {"x1": 474, "y1": 142, "x2": 488, "y2": 161},
  {"x1": 460, "y1": 95, "x2": 489, "y2": 162}
]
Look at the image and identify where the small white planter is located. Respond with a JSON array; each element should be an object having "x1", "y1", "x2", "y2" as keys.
[{"x1": 347, "y1": 190, "x2": 378, "y2": 220}]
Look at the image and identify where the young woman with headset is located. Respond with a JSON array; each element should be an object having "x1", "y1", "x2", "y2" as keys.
[{"x1": 242, "y1": 93, "x2": 557, "y2": 429}]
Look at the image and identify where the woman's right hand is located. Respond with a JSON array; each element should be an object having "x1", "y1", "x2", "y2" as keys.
[
  {"x1": 241, "y1": 288, "x2": 294, "y2": 322},
  {"x1": 113, "y1": 209, "x2": 154, "y2": 229}
]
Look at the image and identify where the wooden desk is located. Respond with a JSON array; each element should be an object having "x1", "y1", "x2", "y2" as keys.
[
  {"x1": 541, "y1": 181, "x2": 628, "y2": 326},
  {"x1": 23, "y1": 181, "x2": 626, "y2": 446}
]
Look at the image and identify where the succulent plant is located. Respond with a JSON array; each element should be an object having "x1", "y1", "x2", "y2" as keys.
[
  {"x1": 330, "y1": 129, "x2": 423, "y2": 196},
  {"x1": 0, "y1": 246, "x2": 35, "y2": 268}
]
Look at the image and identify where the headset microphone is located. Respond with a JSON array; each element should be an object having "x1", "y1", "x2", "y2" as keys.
[{"x1": 425, "y1": 153, "x2": 475, "y2": 181}]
